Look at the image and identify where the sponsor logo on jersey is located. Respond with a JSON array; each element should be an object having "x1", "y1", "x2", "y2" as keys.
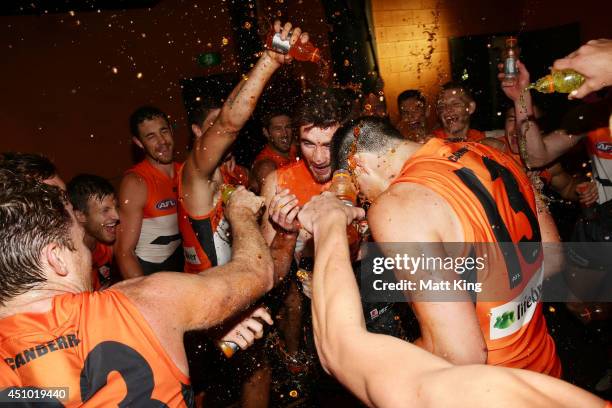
[
  {"x1": 595, "y1": 141, "x2": 612, "y2": 154},
  {"x1": 183, "y1": 247, "x2": 201, "y2": 265},
  {"x1": 488, "y1": 268, "x2": 543, "y2": 340},
  {"x1": 155, "y1": 198, "x2": 177, "y2": 210}
]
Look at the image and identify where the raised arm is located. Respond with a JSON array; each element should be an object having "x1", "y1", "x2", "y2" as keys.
[
  {"x1": 185, "y1": 22, "x2": 306, "y2": 181},
  {"x1": 115, "y1": 173, "x2": 147, "y2": 279},
  {"x1": 368, "y1": 183, "x2": 487, "y2": 365},
  {"x1": 304, "y1": 194, "x2": 604, "y2": 408},
  {"x1": 499, "y1": 61, "x2": 585, "y2": 168},
  {"x1": 117, "y1": 187, "x2": 273, "y2": 332}
]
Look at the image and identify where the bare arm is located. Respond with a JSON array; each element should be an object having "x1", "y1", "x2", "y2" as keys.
[
  {"x1": 499, "y1": 60, "x2": 585, "y2": 168},
  {"x1": 115, "y1": 173, "x2": 147, "y2": 279},
  {"x1": 260, "y1": 169, "x2": 279, "y2": 244},
  {"x1": 116, "y1": 187, "x2": 273, "y2": 332},
  {"x1": 548, "y1": 163, "x2": 580, "y2": 202},
  {"x1": 250, "y1": 159, "x2": 277, "y2": 195},
  {"x1": 305, "y1": 194, "x2": 603, "y2": 408},
  {"x1": 368, "y1": 183, "x2": 487, "y2": 365}
]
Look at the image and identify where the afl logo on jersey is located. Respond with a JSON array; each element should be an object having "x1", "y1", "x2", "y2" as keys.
[
  {"x1": 595, "y1": 141, "x2": 612, "y2": 154},
  {"x1": 156, "y1": 198, "x2": 177, "y2": 210}
]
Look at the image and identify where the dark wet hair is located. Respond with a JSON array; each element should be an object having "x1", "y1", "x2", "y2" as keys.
[
  {"x1": 440, "y1": 81, "x2": 474, "y2": 102},
  {"x1": 0, "y1": 152, "x2": 56, "y2": 182},
  {"x1": 67, "y1": 174, "x2": 116, "y2": 214},
  {"x1": 0, "y1": 169, "x2": 74, "y2": 305},
  {"x1": 261, "y1": 109, "x2": 292, "y2": 129},
  {"x1": 129, "y1": 106, "x2": 170, "y2": 138},
  {"x1": 331, "y1": 116, "x2": 403, "y2": 171},
  {"x1": 294, "y1": 87, "x2": 351, "y2": 130},
  {"x1": 187, "y1": 96, "x2": 224, "y2": 127},
  {"x1": 397, "y1": 89, "x2": 426, "y2": 106}
]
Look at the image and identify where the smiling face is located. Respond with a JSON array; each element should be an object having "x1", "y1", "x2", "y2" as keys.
[
  {"x1": 399, "y1": 98, "x2": 426, "y2": 130},
  {"x1": 133, "y1": 116, "x2": 175, "y2": 164},
  {"x1": 78, "y1": 194, "x2": 119, "y2": 245},
  {"x1": 436, "y1": 88, "x2": 475, "y2": 136},
  {"x1": 299, "y1": 124, "x2": 339, "y2": 183},
  {"x1": 264, "y1": 114, "x2": 293, "y2": 153}
]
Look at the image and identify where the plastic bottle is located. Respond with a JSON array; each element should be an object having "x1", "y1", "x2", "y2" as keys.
[
  {"x1": 266, "y1": 30, "x2": 321, "y2": 63},
  {"x1": 329, "y1": 169, "x2": 357, "y2": 205},
  {"x1": 503, "y1": 37, "x2": 519, "y2": 80},
  {"x1": 527, "y1": 69, "x2": 585, "y2": 94},
  {"x1": 328, "y1": 170, "x2": 360, "y2": 252},
  {"x1": 220, "y1": 184, "x2": 236, "y2": 205}
]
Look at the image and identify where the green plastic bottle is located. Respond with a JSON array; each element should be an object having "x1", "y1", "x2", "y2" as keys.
[
  {"x1": 220, "y1": 184, "x2": 236, "y2": 205},
  {"x1": 527, "y1": 69, "x2": 585, "y2": 94}
]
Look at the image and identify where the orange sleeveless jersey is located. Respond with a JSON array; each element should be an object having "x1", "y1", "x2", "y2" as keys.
[
  {"x1": 432, "y1": 128, "x2": 485, "y2": 142},
  {"x1": 126, "y1": 160, "x2": 182, "y2": 266},
  {"x1": 253, "y1": 144, "x2": 298, "y2": 169},
  {"x1": 91, "y1": 242, "x2": 113, "y2": 291},
  {"x1": 0, "y1": 290, "x2": 192, "y2": 407},
  {"x1": 391, "y1": 138, "x2": 561, "y2": 376},
  {"x1": 177, "y1": 165, "x2": 231, "y2": 274},
  {"x1": 276, "y1": 159, "x2": 330, "y2": 206}
]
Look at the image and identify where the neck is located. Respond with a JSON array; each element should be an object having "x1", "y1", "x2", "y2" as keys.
[
  {"x1": 0, "y1": 278, "x2": 86, "y2": 319},
  {"x1": 83, "y1": 233, "x2": 97, "y2": 252},
  {"x1": 146, "y1": 156, "x2": 174, "y2": 177},
  {"x1": 449, "y1": 125, "x2": 469, "y2": 140},
  {"x1": 380, "y1": 141, "x2": 423, "y2": 189}
]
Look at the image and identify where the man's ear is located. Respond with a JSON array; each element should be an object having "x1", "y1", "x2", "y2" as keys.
[
  {"x1": 74, "y1": 209, "x2": 87, "y2": 224},
  {"x1": 262, "y1": 127, "x2": 270, "y2": 140},
  {"x1": 43, "y1": 243, "x2": 69, "y2": 277},
  {"x1": 191, "y1": 124, "x2": 204, "y2": 139},
  {"x1": 132, "y1": 136, "x2": 144, "y2": 149},
  {"x1": 468, "y1": 101, "x2": 476, "y2": 115},
  {"x1": 352, "y1": 153, "x2": 370, "y2": 175}
]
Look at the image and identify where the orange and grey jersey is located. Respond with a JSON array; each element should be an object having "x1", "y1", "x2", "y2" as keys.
[
  {"x1": 586, "y1": 127, "x2": 612, "y2": 204},
  {"x1": 177, "y1": 164, "x2": 232, "y2": 274},
  {"x1": 126, "y1": 160, "x2": 183, "y2": 273},
  {"x1": 0, "y1": 291, "x2": 193, "y2": 407}
]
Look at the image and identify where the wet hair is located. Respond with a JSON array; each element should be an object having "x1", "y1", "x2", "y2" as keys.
[
  {"x1": 261, "y1": 109, "x2": 292, "y2": 129},
  {"x1": 331, "y1": 116, "x2": 403, "y2": 171},
  {"x1": 0, "y1": 169, "x2": 75, "y2": 305},
  {"x1": 67, "y1": 174, "x2": 116, "y2": 214},
  {"x1": 187, "y1": 96, "x2": 223, "y2": 127},
  {"x1": 0, "y1": 152, "x2": 56, "y2": 182},
  {"x1": 294, "y1": 87, "x2": 351, "y2": 130},
  {"x1": 440, "y1": 81, "x2": 474, "y2": 102},
  {"x1": 129, "y1": 106, "x2": 170, "y2": 138},
  {"x1": 397, "y1": 89, "x2": 426, "y2": 106}
]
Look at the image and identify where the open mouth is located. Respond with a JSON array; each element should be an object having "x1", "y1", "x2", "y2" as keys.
[{"x1": 103, "y1": 221, "x2": 118, "y2": 235}]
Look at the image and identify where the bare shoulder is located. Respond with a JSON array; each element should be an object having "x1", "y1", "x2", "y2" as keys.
[
  {"x1": 119, "y1": 172, "x2": 147, "y2": 200},
  {"x1": 369, "y1": 182, "x2": 462, "y2": 242}
]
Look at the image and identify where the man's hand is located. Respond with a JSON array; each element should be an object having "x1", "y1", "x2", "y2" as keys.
[
  {"x1": 220, "y1": 306, "x2": 273, "y2": 350},
  {"x1": 264, "y1": 20, "x2": 311, "y2": 66},
  {"x1": 576, "y1": 181, "x2": 599, "y2": 207},
  {"x1": 498, "y1": 60, "x2": 531, "y2": 102},
  {"x1": 553, "y1": 39, "x2": 612, "y2": 99},
  {"x1": 268, "y1": 188, "x2": 300, "y2": 233},
  {"x1": 298, "y1": 192, "x2": 365, "y2": 235},
  {"x1": 225, "y1": 186, "x2": 265, "y2": 220}
]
